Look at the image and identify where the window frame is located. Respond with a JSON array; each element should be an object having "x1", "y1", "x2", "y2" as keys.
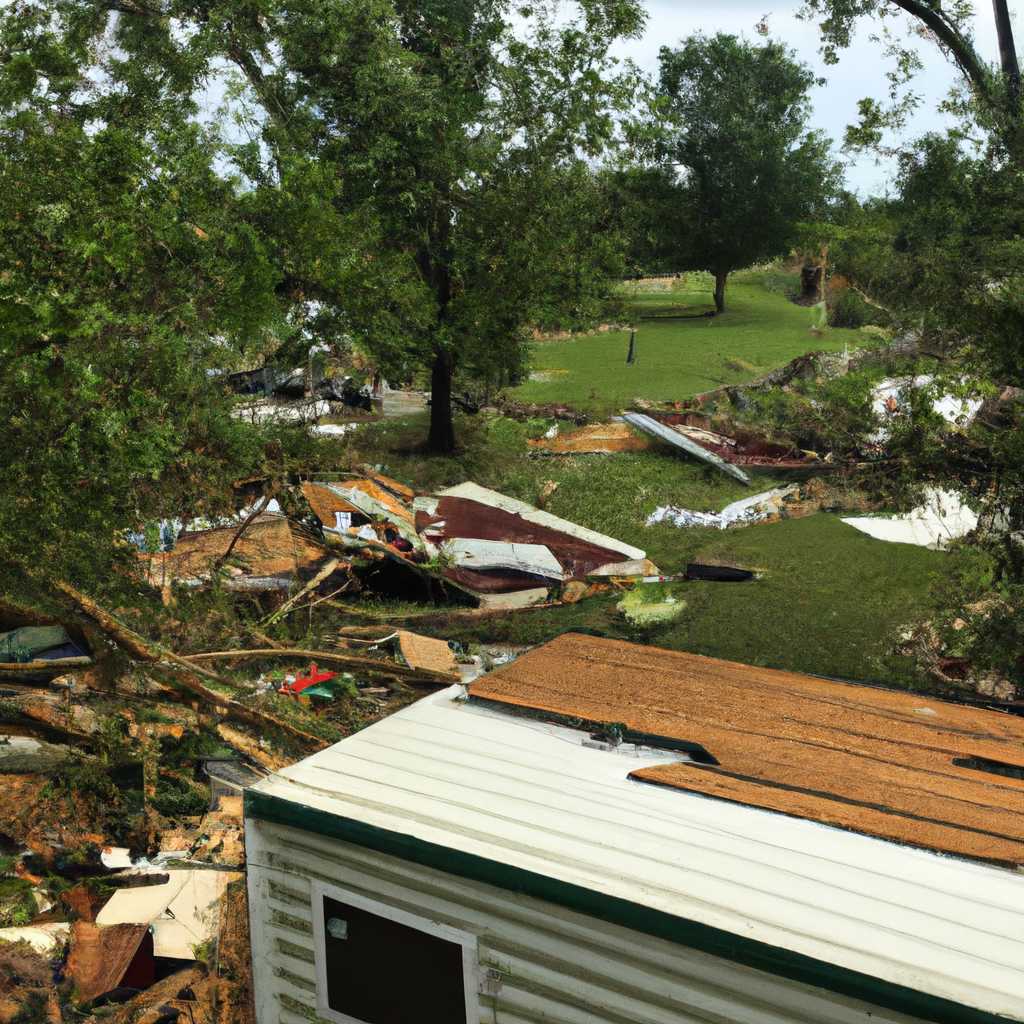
[{"x1": 310, "y1": 879, "x2": 481, "y2": 1024}]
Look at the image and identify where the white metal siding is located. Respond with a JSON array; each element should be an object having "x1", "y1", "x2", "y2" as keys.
[
  {"x1": 246, "y1": 817, "x2": 924, "y2": 1024},
  {"x1": 248, "y1": 689, "x2": 1024, "y2": 1020}
]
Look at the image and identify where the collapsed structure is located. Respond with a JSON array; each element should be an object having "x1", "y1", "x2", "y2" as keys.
[
  {"x1": 302, "y1": 477, "x2": 657, "y2": 609},
  {"x1": 245, "y1": 633, "x2": 1024, "y2": 1024}
]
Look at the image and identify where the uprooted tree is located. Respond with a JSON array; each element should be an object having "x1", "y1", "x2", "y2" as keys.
[{"x1": 643, "y1": 33, "x2": 842, "y2": 313}]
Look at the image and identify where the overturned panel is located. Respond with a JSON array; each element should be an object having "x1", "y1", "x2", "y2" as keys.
[
  {"x1": 623, "y1": 413, "x2": 751, "y2": 485},
  {"x1": 470, "y1": 633, "x2": 1024, "y2": 866}
]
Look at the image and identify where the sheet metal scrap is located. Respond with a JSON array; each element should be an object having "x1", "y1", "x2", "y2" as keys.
[
  {"x1": 622, "y1": 413, "x2": 751, "y2": 484},
  {"x1": 647, "y1": 486, "x2": 801, "y2": 530}
]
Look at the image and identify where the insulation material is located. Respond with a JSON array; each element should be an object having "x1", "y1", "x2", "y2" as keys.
[{"x1": 842, "y1": 488, "x2": 978, "y2": 550}]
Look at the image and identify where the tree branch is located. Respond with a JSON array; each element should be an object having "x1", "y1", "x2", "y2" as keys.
[{"x1": 888, "y1": 0, "x2": 994, "y2": 104}]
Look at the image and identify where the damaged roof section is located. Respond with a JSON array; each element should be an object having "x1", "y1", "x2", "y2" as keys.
[
  {"x1": 302, "y1": 476, "x2": 656, "y2": 609},
  {"x1": 136, "y1": 514, "x2": 331, "y2": 592},
  {"x1": 470, "y1": 633, "x2": 1024, "y2": 866}
]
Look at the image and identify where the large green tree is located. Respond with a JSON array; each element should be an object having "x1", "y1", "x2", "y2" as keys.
[
  {"x1": 20, "y1": 0, "x2": 644, "y2": 452},
  {"x1": 0, "y1": 30, "x2": 292, "y2": 614},
  {"x1": 649, "y1": 34, "x2": 842, "y2": 312},
  {"x1": 800, "y1": 0, "x2": 1021, "y2": 156},
  {"x1": 798, "y1": 1, "x2": 1024, "y2": 685}
]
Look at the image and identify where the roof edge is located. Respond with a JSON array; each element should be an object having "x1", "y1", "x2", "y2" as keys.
[{"x1": 244, "y1": 788, "x2": 1009, "y2": 1024}]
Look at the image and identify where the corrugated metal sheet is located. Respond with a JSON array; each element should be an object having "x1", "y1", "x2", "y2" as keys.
[
  {"x1": 246, "y1": 688, "x2": 1024, "y2": 1022},
  {"x1": 246, "y1": 818, "x2": 922, "y2": 1024}
]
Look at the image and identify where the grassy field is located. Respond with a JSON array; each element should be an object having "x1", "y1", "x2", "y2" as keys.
[
  {"x1": 336, "y1": 411, "x2": 946, "y2": 689},
  {"x1": 511, "y1": 269, "x2": 869, "y2": 415}
]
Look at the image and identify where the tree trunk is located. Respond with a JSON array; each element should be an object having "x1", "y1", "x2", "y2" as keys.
[
  {"x1": 428, "y1": 348, "x2": 455, "y2": 453},
  {"x1": 713, "y1": 271, "x2": 728, "y2": 313},
  {"x1": 992, "y1": 0, "x2": 1021, "y2": 102}
]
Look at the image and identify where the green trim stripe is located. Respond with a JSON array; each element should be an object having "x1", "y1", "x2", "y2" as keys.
[{"x1": 245, "y1": 788, "x2": 1011, "y2": 1024}]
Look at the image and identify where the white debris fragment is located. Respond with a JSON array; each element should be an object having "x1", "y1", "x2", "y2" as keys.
[
  {"x1": 870, "y1": 375, "x2": 982, "y2": 441},
  {"x1": 841, "y1": 488, "x2": 978, "y2": 549},
  {"x1": 312, "y1": 422, "x2": 361, "y2": 437},
  {"x1": 647, "y1": 486, "x2": 800, "y2": 530}
]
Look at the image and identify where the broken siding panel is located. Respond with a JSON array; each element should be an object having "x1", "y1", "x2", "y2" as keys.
[{"x1": 246, "y1": 819, "x2": 920, "y2": 1024}]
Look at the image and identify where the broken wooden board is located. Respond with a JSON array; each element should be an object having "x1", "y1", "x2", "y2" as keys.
[
  {"x1": 528, "y1": 422, "x2": 652, "y2": 454},
  {"x1": 622, "y1": 413, "x2": 751, "y2": 485}
]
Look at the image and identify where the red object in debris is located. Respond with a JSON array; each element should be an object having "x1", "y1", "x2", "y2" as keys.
[{"x1": 280, "y1": 662, "x2": 337, "y2": 696}]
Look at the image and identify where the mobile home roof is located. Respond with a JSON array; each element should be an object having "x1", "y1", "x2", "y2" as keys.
[{"x1": 247, "y1": 686, "x2": 1024, "y2": 1023}]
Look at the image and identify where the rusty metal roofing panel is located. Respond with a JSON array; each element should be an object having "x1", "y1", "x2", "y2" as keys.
[{"x1": 469, "y1": 633, "x2": 1024, "y2": 867}]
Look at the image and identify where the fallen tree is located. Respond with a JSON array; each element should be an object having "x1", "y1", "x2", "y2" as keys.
[{"x1": 54, "y1": 581, "x2": 329, "y2": 749}]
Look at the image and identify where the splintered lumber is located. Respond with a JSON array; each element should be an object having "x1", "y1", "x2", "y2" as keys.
[
  {"x1": 622, "y1": 412, "x2": 751, "y2": 485},
  {"x1": 53, "y1": 581, "x2": 327, "y2": 749},
  {"x1": 185, "y1": 647, "x2": 457, "y2": 687},
  {"x1": 261, "y1": 558, "x2": 342, "y2": 626}
]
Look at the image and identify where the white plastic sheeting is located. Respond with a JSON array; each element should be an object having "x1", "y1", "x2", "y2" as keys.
[
  {"x1": 648, "y1": 486, "x2": 800, "y2": 530},
  {"x1": 842, "y1": 488, "x2": 978, "y2": 549},
  {"x1": 870, "y1": 376, "x2": 982, "y2": 441}
]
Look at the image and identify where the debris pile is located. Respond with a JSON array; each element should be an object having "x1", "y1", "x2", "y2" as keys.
[
  {"x1": 302, "y1": 476, "x2": 658, "y2": 609},
  {"x1": 648, "y1": 485, "x2": 804, "y2": 530}
]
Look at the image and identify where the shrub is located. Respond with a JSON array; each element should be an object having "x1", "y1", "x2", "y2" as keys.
[{"x1": 828, "y1": 285, "x2": 890, "y2": 329}]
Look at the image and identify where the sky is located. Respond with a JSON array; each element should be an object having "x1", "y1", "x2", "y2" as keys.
[{"x1": 612, "y1": 0, "x2": 1020, "y2": 196}]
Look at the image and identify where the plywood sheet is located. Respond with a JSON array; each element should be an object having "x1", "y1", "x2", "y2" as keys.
[{"x1": 471, "y1": 633, "x2": 1024, "y2": 865}]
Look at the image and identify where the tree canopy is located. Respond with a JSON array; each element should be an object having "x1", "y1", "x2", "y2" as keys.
[{"x1": 647, "y1": 34, "x2": 842, "y2": 311}]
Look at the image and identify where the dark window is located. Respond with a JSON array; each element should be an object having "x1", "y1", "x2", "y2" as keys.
[{"x1": 320, "y1": 894, "x2": 468, "y2": 1024}]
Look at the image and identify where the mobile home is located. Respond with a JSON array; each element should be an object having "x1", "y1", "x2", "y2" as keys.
[{"x1": 245, "y1": 633, "x2": 1024, "y2": 1024}]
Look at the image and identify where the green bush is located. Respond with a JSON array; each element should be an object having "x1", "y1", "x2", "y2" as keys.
[
  {"x1": 828, "y1": 287, "x2": 889, "y2": 329},
  {"x1": 151, "y1": 776, "x2": 209, "y2": 819}
]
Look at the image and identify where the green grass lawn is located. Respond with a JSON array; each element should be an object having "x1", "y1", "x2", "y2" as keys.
[
  {"x1": 512, "y1": 269, "x2": 869, "y2": 416},
  {"x1": 330, "y1": 411, "x2": 947, "y2": 690}
]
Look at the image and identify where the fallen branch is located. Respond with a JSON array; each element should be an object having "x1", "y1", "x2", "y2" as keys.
[
  {"x1": 53, "y1": 581, "x2": 327, "y2": 748},
  {"x1": 212, "y1": 493, "x2": 273, "y2": 573},
  {"x1": 186, "y1": 647, "x2": 457, "y2": 685},
  {"x1": 261, "y1": 558, "x2": 342, "y2": 627}
]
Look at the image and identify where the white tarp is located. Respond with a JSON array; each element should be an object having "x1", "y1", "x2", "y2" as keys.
[
  {"x1": 647, "y1": 486, "x2": 800, "y2": 530},
  {"x1": 842, "y1": 488, "x2": 978, "y2": 550}
]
